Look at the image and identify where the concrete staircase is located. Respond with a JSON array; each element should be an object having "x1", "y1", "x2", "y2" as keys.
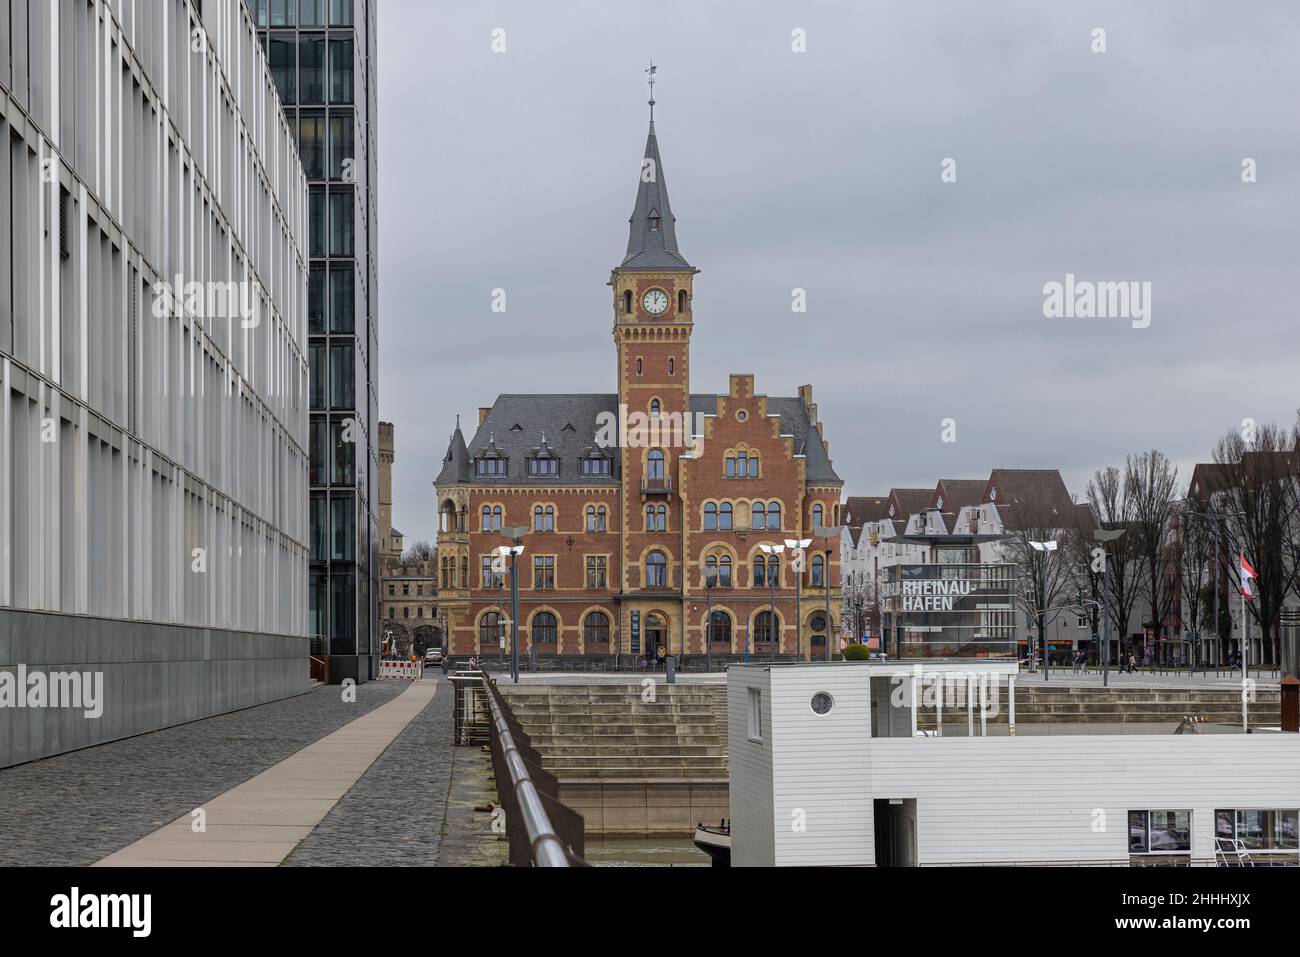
[
  {"x1": 497, "y1": 684, "x2": 728, "y2": 781},
  {"x1": 916, "y1": 685, "x2": 1281, "y2": 731}
]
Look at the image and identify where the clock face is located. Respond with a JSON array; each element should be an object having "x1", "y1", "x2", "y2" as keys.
[{"x1": 642, "y1": 289, "x2": 669, "y2": 315}]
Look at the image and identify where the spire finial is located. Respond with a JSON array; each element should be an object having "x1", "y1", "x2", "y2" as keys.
[{"x1": 645, "y1": 59, "x2": 657, "y2": 122}]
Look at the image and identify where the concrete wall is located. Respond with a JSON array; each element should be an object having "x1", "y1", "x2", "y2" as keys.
[{"x1": 0, "y1": 609, "x2": 308, "y2": 768}]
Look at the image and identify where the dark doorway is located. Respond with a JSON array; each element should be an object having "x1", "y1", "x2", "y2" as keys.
[{"x1": 873, "y1": 798, "x2": 917, "y2": 866}]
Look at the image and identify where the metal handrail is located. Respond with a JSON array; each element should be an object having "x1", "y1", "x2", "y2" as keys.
[{"x1": 481, "y1": 679, "x2": 573, "y2": 867}]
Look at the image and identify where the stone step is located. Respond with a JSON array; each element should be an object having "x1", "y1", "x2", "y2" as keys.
[
  {"x1": 542, "y1": 744, "x2": 725, "y2": 757},
  {"x1": 525, "y1": 734, "x2": 724, "y2": 747},
  {"x1": 545, "y1": 764, "x2": 729, "y2": 779},
  {"x1": 512, "y1": 722, "x2": 717, "y2": 738}
]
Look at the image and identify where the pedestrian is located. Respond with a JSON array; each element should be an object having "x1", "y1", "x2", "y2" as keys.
[{"x1": 655, "y1": 642, "x2": 666, "y2": 670}]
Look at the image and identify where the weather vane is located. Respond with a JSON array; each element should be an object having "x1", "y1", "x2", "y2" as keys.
[{"x1": 645, "y1": 59, "x2": 657, "y2": 120}]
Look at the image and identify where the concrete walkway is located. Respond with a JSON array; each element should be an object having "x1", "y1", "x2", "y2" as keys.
[{"x1": 94, "y1": 680, "x2": 438, "y2": 867}]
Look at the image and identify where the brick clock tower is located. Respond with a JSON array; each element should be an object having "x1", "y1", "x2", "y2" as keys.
[
  {"x1": 434, "y1": 79, "x2": 844, "y2": 667},
  {"x1": 610, "y1": 102, "x2": 697, "y2": 652}
]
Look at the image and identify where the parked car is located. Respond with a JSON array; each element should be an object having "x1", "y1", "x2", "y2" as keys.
[{"x1": 424, "y1": 647, "x2": 444, "y2": 667}]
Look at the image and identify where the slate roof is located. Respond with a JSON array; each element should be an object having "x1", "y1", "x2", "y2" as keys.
[
  {"x1": 983, "y1": 469, "x2": 1074, "y2": 510},
  {"x1": 931, "y1": 479, "x2": 987, "y2": 512},
  {"x1": 435, "y1": 423, "x2": 471, "y2": 485},
  {"x1": 619, "y1": 121, "x2": 693, "y2": 271},
  {"x1": 435, "y1": 392, "x2": 842, "y2": 487},
  {"x1": 843, "y1": 495, "x2": 890, "y2": 528},
  {"x1": 886, "y1": 488, "x2": 934, "y2": 523}
]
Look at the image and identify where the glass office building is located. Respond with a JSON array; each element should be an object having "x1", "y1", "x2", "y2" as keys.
[{"x1": 254, "y1": 0, "x2": 380, "y2": 678}]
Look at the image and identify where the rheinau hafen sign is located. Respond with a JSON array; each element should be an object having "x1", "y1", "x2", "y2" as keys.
[{"x1": 882, "y1": 563, "x2": 1019, "y2": 658}]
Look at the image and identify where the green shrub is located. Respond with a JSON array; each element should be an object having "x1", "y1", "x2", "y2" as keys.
[{"x1": 841, "y1": 643, "x2": 871, "y2": 661}]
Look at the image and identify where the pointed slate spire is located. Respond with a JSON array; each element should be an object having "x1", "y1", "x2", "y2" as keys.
[
  {"x1": 436, "y1": 420, "x2": 471, "y2": 484},
  {"x1": 620, "y1": 117, "x2": 692, "y2": 271}
]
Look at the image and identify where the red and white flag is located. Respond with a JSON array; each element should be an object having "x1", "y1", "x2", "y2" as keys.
[{"x1": 1239, "y1": 554, "x2": 1257, "y2": 601}]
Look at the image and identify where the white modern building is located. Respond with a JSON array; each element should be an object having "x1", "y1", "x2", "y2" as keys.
[
  {"x1": 0, "y1": 0, "x2": 310, "y2": 766},
  {"x1": 729, "y1": 661, "x2": 1300, "y2": 866}
]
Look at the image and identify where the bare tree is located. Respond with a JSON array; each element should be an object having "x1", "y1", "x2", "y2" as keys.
[
  {"x1": 1175, "y1": 499, "x2": 1214, "y2": 654},
  {"x1": 1212, "y1": 422, "x2": 1300, "y2": 671},
  {"x1": 1061, "y1": 504, "x2": 1104, "y2": 651},
  {"x1": 841, "y1": 571, "x2": 879, "y2": 643},
  {"x1": 1087, "y1": 466, "x2": 1146, "y2": 653},
  {"x1": 1000, "y1": 501, "x2": 1077, "y2": 666},
  {"x1": 1127, "y1": 450, "x2": 1180, "y2": 641},
  {"x1": 401, "y1": 539, "x2": 435, "y2": 563}
]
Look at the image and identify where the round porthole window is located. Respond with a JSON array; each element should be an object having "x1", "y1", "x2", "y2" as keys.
[
  {"x1": 736, "y1": 410, "x2": 748, "y2": 422},
  {"x1": 810, "y1": 692, "x2": 834, "y2": 715}
]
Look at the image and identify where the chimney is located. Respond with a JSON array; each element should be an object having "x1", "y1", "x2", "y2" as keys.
[{"x1": 478, "y1": 407, "x2": 491, "y2": 426}]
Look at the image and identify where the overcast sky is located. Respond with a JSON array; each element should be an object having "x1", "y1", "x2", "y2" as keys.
[{"x1": 376, "y1": 0, "x2": 1300, "y2": 542}]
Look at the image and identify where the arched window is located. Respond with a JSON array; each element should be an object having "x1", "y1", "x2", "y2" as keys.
[
  {"x1": 811, "y1": 553, "x2": 825, "y2": 587},
  {"x1": 767, "y1": 501, "x2": 781, "y2": 530},
  {"x1": 636, "y1": 357, "x2": 643, "y2": 375},
  {"x1": 533, "y1": 505, "x2": 554, "y2": 532},
  {"x1": 650, "y1": 399, "x2": 660, "y2": 417},
  {"x1": 624, "y1": 290, "x2": 633, "y2": 313},
  {"x1": 480, "y1": 611, "x2": 503, "y2": 649},
  {"x1": 717, "y1": 554, "x2": 732, "y2": 586},
  {"x1": 647, "y1": 449, "x2": 665, "y2": 480},
  {"x1": 751, "y1": 501, "x2": 766, "y2": 529},
  {"x1": 754, "y1": 610, "x2": 779, "y2": 646},
  {"x1": 753, "y1": 555, "x2": 778, "y2": 588},
  {"x1": 584, "y1": 611, "x2": 610, "y2": 646},
  {"x1": 492, "y1": 506, "x2": 502, "y2": 530},
  {"x1": 678, "y1": 290, "x2": 687, "y2": 313},
  {"x1": 586, "y1": 506, "x2": 597, "y2": 532},
  {"x1": 708, "y1": 610, "x2": 731, "y2": 647},
  {"x1": 532, "y1": 612, "x2": 557, "y2": 645},
  {"x1": 668, "y1": 357, "x2": 675, "y2": 375},
  {"x1": 812, "y1": 503, "x2": 824, "y2": 529},
  {"x1": 646, "y1": 503, "x2": 666, "y2": 532},
  {"x1": 481, "y1": 505, "x2": 492, "y2": 531},
  {"x1": 646, "y1": 551, "x2": 668, "y2": 588},
  {"x1": 704, "y1": 502, "x2": 718, "y2": 531},
  {"x1": 720, "y1": 502, "x2": 733, "y2": 530}
]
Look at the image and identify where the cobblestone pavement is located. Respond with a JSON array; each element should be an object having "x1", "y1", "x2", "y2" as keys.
[
  {"x1": 0, "y1": 681, "x2": 405, "y2": 867},
  {"x1": 284, "y1": 676, "x2": 454, "y2": 866}
]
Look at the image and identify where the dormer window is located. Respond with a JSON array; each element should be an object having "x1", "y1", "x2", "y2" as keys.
[
  {"x1": 649, "y1": 214, "x2": 661, "y2": 231},
  {"x1": 527, "y1": 456, "x2": 559, "y2": 477},
  {"x1": 580, "y1": 456, "x2": 611, "y2": 477},
  {"x1": 476, "y1": 457, "x2": 507, "y2": 477}
]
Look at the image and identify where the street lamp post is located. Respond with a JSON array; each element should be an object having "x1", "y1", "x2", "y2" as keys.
[
  {"x1": 811, "y1": 521, "x2": 845, "y2": 661},
  {"x1": 1093, "y1": 528, "x2": 1125, "y2": 688},
  {"x1": 496, "y1": 527, "x2": 528, "y2": 684},
  {"x1": 1029, "y1": 540, "x2": 1058, "y2": 682},
  {"x1": 705, "y1": 571, "x2": 717, "y2": 673},
  {"x1": 785, "y1": 538, "x2": 813, "y2": 659},
  {"x1": 824, "y1": 548, "x2": 833, "y2": 662},
  {"x1": 758, "y1": 543, "x2": 785, "y2": 660}
]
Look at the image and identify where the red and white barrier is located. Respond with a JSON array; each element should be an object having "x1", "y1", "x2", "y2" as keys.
[{"x1": 378, "y1": 660, "x2": 424, "y2": 680}]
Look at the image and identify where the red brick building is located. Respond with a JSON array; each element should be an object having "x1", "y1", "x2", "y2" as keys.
[{"x1": 434, "y1": 113, "x2": 843, "y2": 664}]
